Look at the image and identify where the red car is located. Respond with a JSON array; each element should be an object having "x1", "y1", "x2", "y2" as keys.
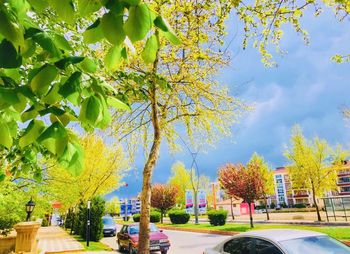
[{"x1": 117, "y1": 223, "x2": 170, "y2": 254}]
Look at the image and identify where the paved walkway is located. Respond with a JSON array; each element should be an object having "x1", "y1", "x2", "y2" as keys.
[{"x1": 37, "y1": 226, "x2": 84, "y2": 254}]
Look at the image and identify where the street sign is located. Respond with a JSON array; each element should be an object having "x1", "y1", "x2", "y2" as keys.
[{"x1": 120, "y1": 203, "x2": 132, "y2": 216}]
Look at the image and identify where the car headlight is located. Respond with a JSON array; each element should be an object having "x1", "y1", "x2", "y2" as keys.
[{"x1": 159, "y1": 239, "x2": 169, "y2": 243}]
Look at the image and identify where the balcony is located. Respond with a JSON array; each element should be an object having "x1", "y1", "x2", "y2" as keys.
[
  {"x1": 338, "y1": 171, "x2": 350, "y2": 177},
  {"x1": 337, "y1": 182, "x2": 350, "y2": 186}
]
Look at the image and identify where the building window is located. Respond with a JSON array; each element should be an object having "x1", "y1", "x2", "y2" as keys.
[
  {"x1": 341, "y1": 187, "x2": 350, "y2": 192},
  {"x1": 339, "y1": 177, "x2": 350, "y2": 183}
]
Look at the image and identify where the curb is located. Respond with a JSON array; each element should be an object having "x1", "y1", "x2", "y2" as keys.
[
  {"x1": 158, "y1": 225, "x2": 238, "y2": 236},
  {"x1": 45, "y1": 250, "x2": 83, "y2": 254}
]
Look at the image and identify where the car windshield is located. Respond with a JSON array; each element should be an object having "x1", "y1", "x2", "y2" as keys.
[
  {"x1": 129, "y1": 224, "x2": 159, "y2": 235},
  {"x1": 102, "y1": 218, "x2": 115, "y2": 226},
  {"x1": 280, "y1": 236, "x2": 350, "y2": 254}
]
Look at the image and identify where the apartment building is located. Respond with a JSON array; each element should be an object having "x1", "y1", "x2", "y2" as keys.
[
  {"x1": 270, "y1": 161, "x2": 350, "y2": 207},
  {"x1": 271, "y1": 167, "x2": 313, "y2": 207},
  {"x1": 336, "y1": 160, "x2": 350, "y2": 195}
]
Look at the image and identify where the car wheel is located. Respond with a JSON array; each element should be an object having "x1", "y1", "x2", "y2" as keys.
[
  {"x1": 118, "y1": 240, "x2": 123, "y2": 252},
  {"x1": 128, "y1": 244, "x2": 134, "y2": 254}
]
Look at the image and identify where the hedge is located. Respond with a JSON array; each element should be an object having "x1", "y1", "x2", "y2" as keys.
[
  {"x1": 150, "y1": 211, "x2": 161, "y2": 223},
  {"x1": 207, "y1": 210, "x2": 228, "y2": 226},
  {"x1": 168, "y1": 210, "x2": 190, "y2": 224},
  {"x1": 133, "y1": 214, "x2": 140, "y2": 222}
]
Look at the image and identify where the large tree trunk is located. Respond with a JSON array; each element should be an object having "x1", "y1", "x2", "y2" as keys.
[
  {"x1": 264, "y1": 194, "x2": 270, "y2": 220},
  {"x1": 248, "y1": 202, "x2": 254, "y2": 228},
  {"x1": 230, "y1": 197, "x2": 235, "y2": 220},
  {"x1": 311, "y1": 185, "x2": 321, "y2": 221},
  {"x1": 138, "y1": 32, "x2": 161, "y2": 254},
  {"x1": 138, "y1": 87, "x2": 161, "y2": 254}
]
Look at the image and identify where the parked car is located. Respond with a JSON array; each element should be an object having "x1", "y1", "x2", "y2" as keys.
[
  {"x1": 204, "y1": 229, "x2": 350, "y2": 254},
  {"x1": 102, "y1": 216, "x2": 117, "y2": 237},
  {"x1": 117, "y1": 223, "x2": 170, "y2": 254}
]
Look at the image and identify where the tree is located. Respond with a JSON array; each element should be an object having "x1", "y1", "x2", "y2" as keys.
[
  {"x1": 218, "y1": 163, "x2": 264, "y2": 228},
  {"x1": 105, "y1": 197, "x2": 121, "y2": 217},
  {"x1": 284, "y1": 125, "x2": 346, "y2": 221},
  {"x1": 45, "y1": 134, "x2": 129, "y2": 212},
  {"x1": 151, "y1": 184, "x2": 178, "y2": 223},
  {"x1": 0, "y1": 0, "x2": 174, "y2": 181},
  {"x1": 110, "y1": 2, "x2": 246, "y2": 251},
  {"x1": 247, "y1": 153, "x2": 274, "y2": 220},
  {"x1": 168, "y1": 162, "x2": 192, "y2": 207},
  {"x1": 234, "y1": 0, "x2": 350, "y2": 66}
]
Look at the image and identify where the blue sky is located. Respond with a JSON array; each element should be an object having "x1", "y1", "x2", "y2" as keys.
[{"x1": 106, "y1": 10, "x2": 350, "y2": 200}]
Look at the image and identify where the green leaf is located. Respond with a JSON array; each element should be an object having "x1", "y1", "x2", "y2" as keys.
[
  {"x1": 83, "y1": 19, "x2": 104, "y2": 44},
  {"x1": 123, "y1": 3, "x2": 152, "y2": 42},
  {"x1": 0, "y1": 87, "x2": 19, "y2": 109},
  {"x1": 104, "y1": 45, "x2": 123, "y2": 71},
  {"x1": 49, "y1": 0, "x2": 75, "y2": 25},
  {"x1": 161, "y1": 30, "x2": 181, "y2": 45},
  {"x1": 12, "y1": 93, "x2": 27, "y2": 112},
  {"x1": 32, "y1": 32, "x2": 61, "y2": 58},
  {"x1": 141, "y1": 34, "x2": 158, "y2": 63},
  {"x1": 0, "y1": 6, "x2": 24, "y2": 46},
  {"x1": 0, "y1": 122, "x2": 12, "y2": 149},
  {"x1": 43, "y1": 83, "x2": 62, "y2": 105},
  {"x1": 79, "y1": 95, "x2": 103, "y2": 126},
  {"x1": 107, "y1": 96, "x2": 131, "y2": 110},
  {"x1": 153, "y1": 16, "x2": 169, "y2": 32},
  {"x1": 21, "y1": 105, "x2": 40, "y2": 122},
  {"x1": 52, "y1": 33, "x2": 73, "y2": 51},
  {"x1": 30, "y1": 64, "x2": 58, "y2": 96},
  {"x1": 101, "y1": 12, "x2": 126, "y2": 45},
  {"x1": 58, "y1": 72, "x2": 82, "y2": 105},
  {"x1": 37, "y1": 121, "x2": 68, "y2": 156},
  {"x1": 59, "y1": 141, "x2": 84, "y2": 176},
  {"x1": 21, "y1": 38, "x2": 36, "y2": 58},
  {"x1": 55, "y1": 56, "x2": 85, "y2": 69},
  {"x1": 27, "y1": 0, "x2": 49, "y2": 12},
  {"x1": 96, "y1": 94, "x2": 111, "y2": 128},
  {"x1": 78, "y1": 58, "x2": 97, "y2": 73},
  {"x1": 19, "y1": 120, "x2": 45, "y2": 148},
  {"x1": 123, "y1": 0, "x2": 140, "y2": 6},
  {"x1": 0, "y1": 39, "x2": 22, "y2": 68},
  {"x1": 78, "y1": 0, "x2": 102, "y2": 16}
]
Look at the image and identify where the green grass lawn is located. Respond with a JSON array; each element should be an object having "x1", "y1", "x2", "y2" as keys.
[
  {"x1": 158, "y1": 222, "x2": 350, "y2": 240},
  {"x1": 71, "y1": 234, "x2": 113, "y2": 251}
]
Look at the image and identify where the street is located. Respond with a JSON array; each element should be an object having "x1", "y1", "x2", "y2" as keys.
[{"x1": 101, "y1": 229, "x2": 230, "y2": 254}]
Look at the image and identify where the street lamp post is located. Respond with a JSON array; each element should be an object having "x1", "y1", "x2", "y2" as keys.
[
  {"x1": 86, "y1": 200, "x2": 91, "y2": 247},
  {"x1": 124, "y1": 199, "x2": 128, "y2": 222},
  {"x1": 25, "y1": 198, "x2": 36, "y2": 221},
  {"x1": 70, "y1": 207, "x2": 76, "y2": 235}
]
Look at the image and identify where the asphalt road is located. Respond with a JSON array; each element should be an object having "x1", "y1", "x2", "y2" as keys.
[{"x1": 101, "y1": 229, "x2": 230, "y2": 254}]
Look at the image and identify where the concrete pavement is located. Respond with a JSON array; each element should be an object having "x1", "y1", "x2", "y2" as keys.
[
  {"x1": 37, "y1": 226, "x2": 84, "y2": 254},
  {"x1": 102, "y1": 229, "x2": 230, "y2": 254}
]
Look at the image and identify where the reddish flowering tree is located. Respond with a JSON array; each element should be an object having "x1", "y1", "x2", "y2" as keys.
[
  {"x1": 151, "y1": 184, "x2": 178, "y2": 223},
  {"x1": 218, "y1": 163, "x2": 264, "y2": 228}
]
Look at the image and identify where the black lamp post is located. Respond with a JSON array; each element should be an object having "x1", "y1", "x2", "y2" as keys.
[{"x1": 26, "y1": 198, "x2": 36, "y2": 221}]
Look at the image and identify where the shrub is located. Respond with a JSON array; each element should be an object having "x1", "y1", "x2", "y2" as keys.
[
  {"x1": 76, "y1": 196, "x2": 105, "y2": 241},
  {"x1": 168, "y1": 210, "x2": 190, "y2": 224},
  {"x1": 207, "y1": 210, "x2": 228, "y2": 226},
  {"x1": 150, "y1": 211, "x2": 161, "y2": 223},
  {"x1": 0, "y1": 216, "x2": 18, "y2": 236},
  {"x1": 270, "y1": 202, "x2": 276, "y2": 209},
  {"x1": 133, "y1": 214, "x2": 140, "y2": 222},
  {"x1": 294, "y1": 203, "x2": 307, "y2": 209},
  {"x1": 41, "y1": 217, "x2": 49, "y2": 227}
]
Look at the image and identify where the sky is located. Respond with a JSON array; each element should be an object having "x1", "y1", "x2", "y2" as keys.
[{"x1": 106, "y1": 9, "x2": 350, "y2": 200}]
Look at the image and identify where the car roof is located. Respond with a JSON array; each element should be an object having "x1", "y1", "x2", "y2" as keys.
[{"x1": 238, "y1": 229, "x2": 326, "y2": 242}]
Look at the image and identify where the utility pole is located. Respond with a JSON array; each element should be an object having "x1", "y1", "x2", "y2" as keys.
[
  {"x1": 124, "y1": 198, "x2": 128, "y2": 221},
  {"x1": 86, "y1": 200, "x2": 91, "y2": 247}
]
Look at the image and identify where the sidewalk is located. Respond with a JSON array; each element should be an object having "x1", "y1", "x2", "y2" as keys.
[{"x1": 37, "y1": 226, "x2": 84, "y2": 254}]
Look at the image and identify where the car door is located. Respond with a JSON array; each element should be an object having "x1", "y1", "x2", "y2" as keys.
[
  {"x1": 253, "y1": 238, "x2": 285, "y2": 254},
  {"x1": 223, "y1": 237, "x2": 253, "y2": 254},
  {"x1": 119, "y1": 225, "x2": 129, "y2": 247}
]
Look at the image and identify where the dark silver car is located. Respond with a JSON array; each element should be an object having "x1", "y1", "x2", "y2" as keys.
[
  {"x1": 102, "y1": 216, "x2": 117, "y2": 237},
  {"x1": 204, "y1": 229, "x2": 350, "y2": 254}
]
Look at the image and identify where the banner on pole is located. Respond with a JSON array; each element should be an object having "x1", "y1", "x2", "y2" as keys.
[{"x1": 185, "y1": 190, "x2": 194, "y2": 214}]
